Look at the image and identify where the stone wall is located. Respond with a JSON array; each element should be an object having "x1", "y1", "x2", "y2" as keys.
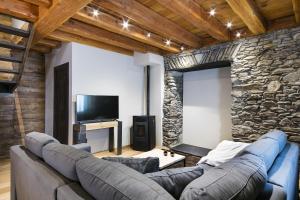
[
  {"x1": 163, "y1": 26, "x2": 300, "y2": 145},
  {"x1": 231, "y1": 28, "x2": 300, "y2": 143},
  {"x1": 0, "y1": 52, "x2": 45, "y2": 158},
  {"x1": 163, "y1": 71, "x2": 183, "y2": 147}
]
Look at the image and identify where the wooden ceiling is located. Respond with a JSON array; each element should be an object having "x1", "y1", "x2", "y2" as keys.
[{"x1": 0, "y1": 0, "x2": 299, "y2": 56}]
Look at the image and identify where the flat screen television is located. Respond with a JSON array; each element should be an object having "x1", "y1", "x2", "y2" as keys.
[{"x1": 76, "y1": 95, "x2": 119, "y2": 123}]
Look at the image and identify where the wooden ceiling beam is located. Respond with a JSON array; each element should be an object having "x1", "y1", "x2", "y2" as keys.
[
  {"x1": 32, "y1": 0, "x2": 92, "y2": 45},
  {"x1": 31, "y1": 44, "x2": 51, "y2": 53},
  {"x1": 0, "y1": 0, "x2": 38, "y2": 22},
  {"x1": 49, "y1": 30, "x2": 133, "y2": 56},
  {"x1": 60, "y1": 19, "x2": 165, "y2": 54},
  {"x1": 93, "y1": 0, "x2": 201, "y2": 48},
  {"x1": 155, "y1": 0, "x2": 230, "y2": 41},
  {"x1": 20, "y1": 0, "x2": 51, "y2": 8},
  {"x1": 73, "y1": 9, "x2": 180, "y2": 53},
  {"x1": 292, "y1": 0, "x2": 300, "y2": 23},
  {"x1": 38, "y1": 38, "x2": 60, "y2": 48},
  {"x1": 226, "y1": 0, "x2": 267, "y2": 34}
]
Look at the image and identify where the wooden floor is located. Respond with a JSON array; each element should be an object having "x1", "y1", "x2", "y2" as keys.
[{"x1": 0, "y1": 146, "x2": 141, "y2": 200}]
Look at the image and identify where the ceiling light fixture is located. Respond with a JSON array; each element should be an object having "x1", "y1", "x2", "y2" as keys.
[
  {"x1": 226, "y1": 21, "x2": 233, "y2": 29},
  {"x1": 121, "y1": 19, "x2": 130, "y2": 30},
  {"x1": 236, "y1": 31, "x2": 241, "y2": 38},
  {"x1": 147, "y1": 32, "x2": 151, "y2": 38},
  {"x1": 92, "y1": 9, "x2": 100, "y2": 17},
  {"x1": 209, "y1": 8, "x2": 216, "y2": 16},
  {"x1": 165, "y1": 39, "x2": 171, "y2": 46},
  {"x1": 180, "y1": 46, "x2": 185, "y2": 51}
]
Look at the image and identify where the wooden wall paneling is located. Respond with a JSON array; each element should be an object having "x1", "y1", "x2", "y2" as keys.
[{"x1": 0, "y1": 51, "x2": 45, "y2": 158}]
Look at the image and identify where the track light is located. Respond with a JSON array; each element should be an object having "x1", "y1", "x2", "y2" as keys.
[
  {"x1": 92, "y1": 9, "x2": 100, "y2": 17},
  {"x1": 226, "y1": 21, "x2": 232, "y2": 29},
  {"x1": 165, "y1": 39, "x2": 171, "y2": 46},
  {"x1": 209, "y1": 8, "x2": 216, "y2": 16},
  {"x1": 121, "y1": 19, "x2": 130, "y2": 30}
]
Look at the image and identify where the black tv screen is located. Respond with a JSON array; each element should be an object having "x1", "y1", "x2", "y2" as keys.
[{"x1": 76, "y1": 95, "x2": 119, "y2": 123}]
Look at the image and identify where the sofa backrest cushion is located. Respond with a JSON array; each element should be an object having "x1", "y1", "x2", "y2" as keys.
[
  {"x1": 259, "y1": 130, "x2": 287, "y2": 152},
  {"x1": 242, "y1": 137, "x2": 279, "y2": 170},
  {"x1": 10, "y1": 145, "x2": 70, "y2": 200},
  {"x1": 25, "y1": 132, "x2": 59, "y2": 158},
  {"x1": 76, "y1": 156, "x2": 175, "y2": 200},
  {"x1": 267, "y1": 142, "x2": 299, "y2": 200},
  {"x1": 43, "y1": 143, "x2": 92, "y2": 181},
  {"x1": 180, "y1": 154, "x2": 267, "y2": 200}
]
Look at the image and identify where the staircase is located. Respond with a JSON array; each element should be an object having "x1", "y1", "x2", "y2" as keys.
[{"x1": 0, "y1": 15, "x2": 34, "y2": 93}]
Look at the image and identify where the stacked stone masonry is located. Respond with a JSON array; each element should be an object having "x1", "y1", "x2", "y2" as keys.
[
  {"x1": 163, "y1": 71, "x2": 183, "y2": 147},
  {"x1": 163, "y1": 26, "x2": 300, "y2": 145}
]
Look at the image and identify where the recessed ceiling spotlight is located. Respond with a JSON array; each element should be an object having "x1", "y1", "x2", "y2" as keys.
[
  {"x1": 92, "y1": 9, "x2": 100, "y2": 17},
  {"x1": 209, "y1": 8, "x2": 216, "y2": 16},
  {"x1": 180, "y1": 46, "x2": 185, "y2": 51},
  {"x1": 147, "y1": 32, "x2": 151, "y2": 38},
  {"x1": 121, "y1": 19, "x2": 130, "y2": 30},
  {"x1": 236, "y1": 31, "x2": 241, "y2": 38},
  {"x1": 165, "y1": 39, "x2": 171, "y2": 46},
  {"x1": 226, "y1": 21, "x2": 233, "y2": 29}
]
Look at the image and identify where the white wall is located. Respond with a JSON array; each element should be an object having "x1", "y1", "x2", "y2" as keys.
[
  {"x1": 133, "y1": 52, "x2": 164, "y2": 146},
  {"x1": 72, "y1": 43, "x2": 145, "y2": 152},
  {"x1": 183, "y1": 67, "x2": 232, "y2": 149},
  {"x1": 45, "y1": 43, "x2": 72, "y2": 143}
]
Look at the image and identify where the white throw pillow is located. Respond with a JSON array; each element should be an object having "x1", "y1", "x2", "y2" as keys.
[{"x1": 197, "y1": 140, "x2": 250, "y2": 167}]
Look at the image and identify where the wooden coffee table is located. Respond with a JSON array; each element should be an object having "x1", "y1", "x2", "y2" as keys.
[{"x1": 133, "y1": 148, "x2": 186, "y2": 170}]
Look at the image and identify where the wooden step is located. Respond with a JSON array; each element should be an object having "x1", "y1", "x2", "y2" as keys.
[
  {"x1": 0, "y1": 55, "x2": 22, "y2": 63},
  {"x1": 0, "y1": 80, "x2": 17, "y2": 84},
  {"x1": 0, "y1": 69, "x2": 19, "y2": 74},
  {"x1": 0, "y1": 24, "x2": 30, "y2": 38},
  {"x1": 0, "y1": 40, "x2": 26, "y2": 50}
]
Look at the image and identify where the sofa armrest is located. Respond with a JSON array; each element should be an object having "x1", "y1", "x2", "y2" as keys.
[{"x1": 71, "y1": 143, "x2": 91, "y2": 153}]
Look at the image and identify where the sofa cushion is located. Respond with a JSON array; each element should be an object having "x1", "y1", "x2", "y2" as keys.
[
  {"x1": 43, "y1": 143, "x2": 92, "y2": 181},
  {"x1": 267, "y1": 142, "x2": 299, "y2": 200},
  {"x1": 180, "y1": 154, "x2": 267, "y2": 200},
  {"x1": 260, "y1": 130, "x2": 287, "y2": 152},
  {"x1": 76, "y1": 156, "x2": 175, "y2": 200},
  {"x1": 242, "y1": 137, "x2": 279, "y2": 170},
  {"x1": 257, "y1": 183, "x2": 286, "y2": 200},
  {"x1": 25, "y1": 132, "x2": 59, "y2": 158},
  {"x1": 145, "y1": 166, "x2": 203, "y2": 199},
  {"x1": 102, "y1": 157, "x2": 159, "y2": 173}
]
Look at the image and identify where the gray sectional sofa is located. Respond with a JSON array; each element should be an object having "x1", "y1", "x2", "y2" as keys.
[{"x1": 10, "y1": 131, "x2": 298, "y2": 200}]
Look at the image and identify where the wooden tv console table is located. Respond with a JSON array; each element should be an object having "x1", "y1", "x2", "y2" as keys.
[{"x1": 73, "y1": 121, "x2": 122, "y2": 155}]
